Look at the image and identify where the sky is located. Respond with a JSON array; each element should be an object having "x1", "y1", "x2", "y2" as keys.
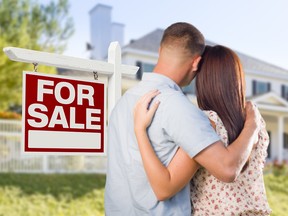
[{"x1": 44, "y1": 0, "x2": 288, "y2": 70}]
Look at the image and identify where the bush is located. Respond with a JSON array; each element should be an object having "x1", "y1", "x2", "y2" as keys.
[
  {"x1": 0, "y1": 111, "x2": 21, "y2": 120},
  {"x1": 264, "y1": 160, "x2": 288, "y2": 176}
]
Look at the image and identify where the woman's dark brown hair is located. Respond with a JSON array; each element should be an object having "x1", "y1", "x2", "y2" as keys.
[{"x1": 196, "y1": 45, "x2": 246, "y2": 145}]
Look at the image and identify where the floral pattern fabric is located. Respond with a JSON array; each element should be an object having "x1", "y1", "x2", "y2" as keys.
[{"x1": 190, "y1": 110, "x2": 271, "y2": 216}]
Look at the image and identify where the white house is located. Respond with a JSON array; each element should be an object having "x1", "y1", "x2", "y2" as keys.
[{"x1": 88, "y1": 4, "x2": 288, "y2": 162}]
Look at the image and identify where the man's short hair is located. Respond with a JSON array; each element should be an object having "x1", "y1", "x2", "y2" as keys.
[{"x1": 161, "y1": 22, "x2": 205, "y2": 57}]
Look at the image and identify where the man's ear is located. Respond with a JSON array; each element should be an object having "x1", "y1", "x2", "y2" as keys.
[{"x1": 192, "y1": 56, "x2": 202, "y2": 72}]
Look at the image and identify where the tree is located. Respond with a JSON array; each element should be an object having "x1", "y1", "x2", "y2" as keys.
[{"x1": 0, "y1": 0, "x2": 74, "y2": 111}]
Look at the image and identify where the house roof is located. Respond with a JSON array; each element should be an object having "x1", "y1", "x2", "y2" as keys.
[
  {"x1": 123, "y1": 29, "x2": 288, "y2": 76},
  {"x1": 124, "y1": 29, "x2": 163, "y2": 53}
]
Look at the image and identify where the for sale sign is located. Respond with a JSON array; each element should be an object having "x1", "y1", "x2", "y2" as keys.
[{"x1": 22, "y1": 71, "x2": 106, "y2": 154}]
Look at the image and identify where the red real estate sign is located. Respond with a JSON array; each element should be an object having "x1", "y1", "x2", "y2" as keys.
[{"x1": 22, "y1": 72, "x2": 105, "y2": 154}]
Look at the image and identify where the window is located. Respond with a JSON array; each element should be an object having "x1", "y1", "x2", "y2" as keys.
[
  {"x1": 281, "y1": 85, "x2": 288, "y2": 101},
  {"x1": 136, "y1": 61, "x2": 155, "y2": 80},
  {"x1": 284, "y1": 133, "x2": 288, "y2": 149},
  {"x1": 267, "y1": 131, "x2": 271, "y2": 158},
  {"x1": 252, "y1": 80, "x2": 271, "y2": 95},
  {"x1": 182, "y1": 79, "x2": 196, "y2": 95}
]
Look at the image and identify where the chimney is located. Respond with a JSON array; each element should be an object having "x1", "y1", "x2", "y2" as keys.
[
  {"x1": 89, "y1": 4, "x2": 125, "y2": 60},
  {"x1": 111, "y1": 22, "x2": 124, "y2": 47}
]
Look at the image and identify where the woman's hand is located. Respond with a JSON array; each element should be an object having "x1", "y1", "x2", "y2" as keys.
[
  {"x1": 134, "y1": 89, "x2": 160, "y2": 132},
  {"x1": 245, "y1": 101, "x2": 261, "y2": 144}
]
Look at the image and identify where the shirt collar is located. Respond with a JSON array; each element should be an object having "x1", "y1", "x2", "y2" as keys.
[{"x1": 142, "y1": 73, "x2": 182, "y2": 92}]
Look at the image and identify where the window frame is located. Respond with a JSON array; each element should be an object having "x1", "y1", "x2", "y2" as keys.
[{"x1": 252, "y1": 80, "x2": 271, "y2": 95}]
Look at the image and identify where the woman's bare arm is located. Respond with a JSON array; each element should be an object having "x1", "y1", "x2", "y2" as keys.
[
  {"x1": 134, "y1": 90, "x2": 199, "y2": 200},
  {"x1": 193, "y1": 102, "x2": 260, "y2": 182}
]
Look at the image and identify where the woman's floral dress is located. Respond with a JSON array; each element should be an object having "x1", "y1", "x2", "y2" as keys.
[{"x1": 190, "y1": 110, "x2": 271, "y2": 216}]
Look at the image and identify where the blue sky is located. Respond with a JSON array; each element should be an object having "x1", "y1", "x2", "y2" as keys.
[{"x1": 43, "y1": 0, "x2": 288, "y2": 70}]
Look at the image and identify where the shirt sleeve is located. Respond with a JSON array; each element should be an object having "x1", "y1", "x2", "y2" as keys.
[{"x1": 161, "y1": 93, "x2": 220, "y2": 158}]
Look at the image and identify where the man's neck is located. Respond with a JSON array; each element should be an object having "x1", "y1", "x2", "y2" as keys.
[
  {"x1": 153, "y1": 63, "x2": 178, "y2": 82},
  {"x1": 153, "y1": 63, "x2": 187, "y2": 87}
]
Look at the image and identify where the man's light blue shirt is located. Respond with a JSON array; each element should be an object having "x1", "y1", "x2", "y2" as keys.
[{"x1": 105, "y1": 73, "x2": 220, "y2": 215}]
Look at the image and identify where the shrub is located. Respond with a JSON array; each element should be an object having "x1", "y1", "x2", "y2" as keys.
[{"x1": 0, "y1": 111, "x2": 21, "y2": 120}]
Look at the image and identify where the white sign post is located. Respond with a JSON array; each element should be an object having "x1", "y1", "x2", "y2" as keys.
[{"x1": 3, "y1": 42, "x2": 138, "y2": 156}]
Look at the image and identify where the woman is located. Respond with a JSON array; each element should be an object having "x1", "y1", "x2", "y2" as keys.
[{"x1": 134, "y1": 45, "x2": 271, "y2": 215}]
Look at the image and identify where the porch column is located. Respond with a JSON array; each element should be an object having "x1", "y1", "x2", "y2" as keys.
[{"x1": 278, "y1": 116, "x2": 284, "y2": 163}]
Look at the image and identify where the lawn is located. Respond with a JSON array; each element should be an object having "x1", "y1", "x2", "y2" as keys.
[
  {"x1": 0, "y1": 172, "x2": 287, "y2": 216},
  {"x1": 264, "y1": 174, "x2": 288, "y2": 216},
  {"x1": 0, "y1": 174, "x2": 106, "y2": 216}
]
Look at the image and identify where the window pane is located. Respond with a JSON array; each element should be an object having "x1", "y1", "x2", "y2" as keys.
[
  {"x1": 142, "y1": 63, "x2": 155, "y2": 72},
  {"x1": 267, "y1": 131, "x2": 271, "y2": 158},
  {"x1": 284, "y1": 133, "x2": 288, "y2": 149},
  {"x1": 135, "y1": 62, "x2": 155, "y2": 80},
  {"x1": 254, "y1": 81, "x2": 270, "y2": 95},
  {"x1": 282, "y1": 85, "x2": 288, "y2": 101}
]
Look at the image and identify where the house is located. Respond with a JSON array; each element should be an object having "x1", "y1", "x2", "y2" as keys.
[{"x1": 89, "y1": 4, "x2": 288, "y2": 162}]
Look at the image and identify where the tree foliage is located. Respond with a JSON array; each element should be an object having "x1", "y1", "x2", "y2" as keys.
[{"x1": 0, "y1": 0, "x2": 74, "y2": 111}]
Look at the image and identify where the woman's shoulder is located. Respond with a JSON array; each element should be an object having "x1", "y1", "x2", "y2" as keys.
[
  {"x1": 203, "y1": 110, "x2": 224, "y2": 128},
  {"x1": 203, "y1": 110, "x2": 219, "y2": 122},
  {"x1": 203, "y1": 110, "x2": 229, "y2": 144}
]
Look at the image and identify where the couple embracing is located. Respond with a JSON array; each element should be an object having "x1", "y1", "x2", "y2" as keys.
[{"x1": 105, "y1": 22, "x2": 271, "y2": 216}]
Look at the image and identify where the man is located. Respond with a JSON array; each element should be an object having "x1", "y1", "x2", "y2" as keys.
[{"x1": 105, "y1": 22, "x2": 260, "y2": 215}]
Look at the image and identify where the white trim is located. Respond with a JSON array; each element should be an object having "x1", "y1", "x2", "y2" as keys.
[
  {"x1": 245, "y1": 68, "x2": 288, "y2": 81},
  {"x1": 122, "y1": 47, "x2": 159, "y2": 58},
  {"x1": 257, "y1": 104, "x2": 288, "y2": 113}
]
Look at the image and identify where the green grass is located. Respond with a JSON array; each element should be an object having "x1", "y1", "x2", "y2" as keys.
[
  {"x1": 264, "y1": 174, "x2": 288, "y2": 216},
  {"x1": 0, "y1": 173, "x2": 106, "y2": 216},
  {"x1": 0, "y1": 172, "x2": 286, "y2": 216}
]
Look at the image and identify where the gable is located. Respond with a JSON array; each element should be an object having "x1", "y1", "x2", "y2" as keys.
[{"x1": 251, "y1": 92, "x2": 288, "y2": 113}]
